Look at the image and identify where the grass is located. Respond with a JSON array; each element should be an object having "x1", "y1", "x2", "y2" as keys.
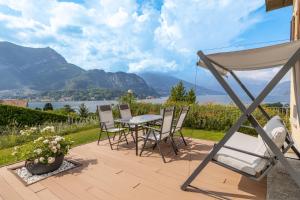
[{"x1": 0, "y1": 127, "x2": 224, "y2": 167}]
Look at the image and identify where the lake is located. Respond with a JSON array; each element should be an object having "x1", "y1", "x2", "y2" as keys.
[{"x1": 28, "y1": 94, "x2": 289, "y2": 112}]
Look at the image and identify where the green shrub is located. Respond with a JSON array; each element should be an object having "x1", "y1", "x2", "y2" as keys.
[
  {"x1": 126, "y1": 102, "x2": 290, "y2": 134},
  {"x1": 0, "y1": 104, "x2": 68, "y2": 127}
]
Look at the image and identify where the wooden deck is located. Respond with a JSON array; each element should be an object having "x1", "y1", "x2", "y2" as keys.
[{"x1": 0, "y1": 137, "x2": 266, "y2": 200}]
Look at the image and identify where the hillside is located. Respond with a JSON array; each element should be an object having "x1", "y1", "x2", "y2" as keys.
[
  {"x1": 0, "y1": 42, "x2": 156, "y2": 97},
  {"x1": 139, "y1": 72, "x2": 224, "y2": 96}
]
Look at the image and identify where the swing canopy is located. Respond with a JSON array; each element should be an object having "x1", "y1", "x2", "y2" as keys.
[{"x1": 197, "y1": 40, "x2": 300, "y2": 75}]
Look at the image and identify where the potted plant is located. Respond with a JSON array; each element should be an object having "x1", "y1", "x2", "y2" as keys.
[{"x1": 13, "y1": 126, "x2": 73, "y2": 175}]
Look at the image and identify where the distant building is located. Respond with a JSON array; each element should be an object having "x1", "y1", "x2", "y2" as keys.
[{"x1": 0, "y1": 99, "x2": 28, "y2": 108}]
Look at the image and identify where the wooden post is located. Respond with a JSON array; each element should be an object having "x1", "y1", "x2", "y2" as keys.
[{"x1": 291, "y1": 0, "x2": 300, "y2": 147}]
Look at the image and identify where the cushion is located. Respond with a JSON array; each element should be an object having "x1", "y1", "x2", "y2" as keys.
[
  {"x1": 214, "y1": 116, "x2": 288, "y2": 176},
  {"x1": 214, "y1": 132, "x2": 267, "y2": 176}
]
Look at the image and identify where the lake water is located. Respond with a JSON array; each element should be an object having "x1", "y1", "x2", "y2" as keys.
[{"x1": 29, "y1": 94, "x2": 289, "y2": 112}]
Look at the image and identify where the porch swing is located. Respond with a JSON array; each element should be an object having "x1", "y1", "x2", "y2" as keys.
[{"x1": 181, "y1": 40, "x2": 300, "y2": 190}]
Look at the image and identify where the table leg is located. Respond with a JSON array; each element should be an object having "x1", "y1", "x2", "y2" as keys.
[{"x1": 135, "y1": 124, "x2": 138, "y2": 156}]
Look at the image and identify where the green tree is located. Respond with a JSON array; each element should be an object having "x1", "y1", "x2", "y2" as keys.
[
  {"x1": 78, "y1": 103, "x2": 89, "y2": 118},
  {"x1": 43, "y1": 103, "x2": 53, "y2": 111},
  {"x1": 63, "y1": 104, "x2": 75, "y2": 113},
  {"x1": 119, "y1": 90, "x2": 136, "y2": 105},
  {"x1": 168, "y1": 81, "x2": 186, "y2": 102},
  {"x1": 186, "y1": 89, "x2": 196, "y2": 104}
]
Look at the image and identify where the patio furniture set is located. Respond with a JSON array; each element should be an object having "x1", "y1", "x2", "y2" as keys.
[{"x1": 97, "y1": 104, "x2": 189, "y2": 163}]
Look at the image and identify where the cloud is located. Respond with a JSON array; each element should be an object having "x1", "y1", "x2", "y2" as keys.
[{"x1": 0, "y1": 0, "x2": 265, "y2": 77}]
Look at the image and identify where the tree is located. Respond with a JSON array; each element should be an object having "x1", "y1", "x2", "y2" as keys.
[
  {"x1": 119, "y1": 89, "x2": 136, "y2": 105},
  {"x1": 43, "y1": 103, "x2": 53, "y2": 111},
  {"x1": 63, "y1": 104, "x2": 75, "y2": 113},
  {"x1": 168, "y1": 81, "x2": 186, "y2": 102},
  {"x1": 78, "y1": 103, "x2": 89, "y2": 118},
  {"x1": 186, "y1": 88, "x2": 196, "y2": 104}
]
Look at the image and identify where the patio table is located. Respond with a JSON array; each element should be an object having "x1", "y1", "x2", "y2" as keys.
[{"x1": 115, "y1": 114, "x2": 162, "y2": 156}]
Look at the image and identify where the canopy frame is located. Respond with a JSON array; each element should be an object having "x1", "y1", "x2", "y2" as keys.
[{"x1": 181, "y1": 49, "x2": 300, "y2": 191}]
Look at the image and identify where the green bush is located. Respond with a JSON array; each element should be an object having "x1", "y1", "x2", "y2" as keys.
[
  {"x1": 0, "y1": 104, "x2": 68, "y2": 127},
  {"x1": 126, "y1": 102, "x2": 289, "y2": 134}
]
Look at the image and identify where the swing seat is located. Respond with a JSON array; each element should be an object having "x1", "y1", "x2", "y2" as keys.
[{"x1": 213, "y1": 116, "x2": 287, "y2": 177}]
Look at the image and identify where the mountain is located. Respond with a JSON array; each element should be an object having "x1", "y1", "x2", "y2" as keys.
[
  {"x1": 270, "y1": 81, "x2": 290, "y2": 96},
  {"x1": 139, "y1": 72, "x2": 224, "y2": 96},
  {"x1": 0, "y1": 42, "x2": 157, "y2": 97}
]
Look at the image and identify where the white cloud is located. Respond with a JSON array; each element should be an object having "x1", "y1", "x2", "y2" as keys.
[
  {"x1": 0, "y1": 0, "x2": 265, "y2": 77},
  {"x1": 128, "y1": 58, "x2": 177, "y2": 72}
]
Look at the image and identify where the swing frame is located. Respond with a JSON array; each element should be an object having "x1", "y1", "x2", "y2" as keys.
[{"x1": 181, "y1": 48, "x2": 300, "y2": 190}]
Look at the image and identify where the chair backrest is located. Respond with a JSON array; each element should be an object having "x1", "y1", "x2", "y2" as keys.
[
  {"x1": 175, "y1": 106, "x2": 189, "y2": 131},
  {"x1": 97, "y1": 105, "x2": 115, "y2": 129},
  {"x1": 119, "y1": 104, "x2": 132, "y2": 120},
  {"x1": 160, "y1": 106, "x2": 175, "y2": 135}
]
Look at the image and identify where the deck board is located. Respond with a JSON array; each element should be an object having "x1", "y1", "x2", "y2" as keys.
[{"x1": 0, "y1": 137, "x2": 267, "y2": 200}]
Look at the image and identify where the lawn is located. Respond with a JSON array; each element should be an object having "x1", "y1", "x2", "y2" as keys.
[{"x1": 0, "y1": 127, "x2": 224, "y2": 167}]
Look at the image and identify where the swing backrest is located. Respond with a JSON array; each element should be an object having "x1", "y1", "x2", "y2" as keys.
[{"x1": 255, "y1": 115, "x2": 287, "y2": 157}]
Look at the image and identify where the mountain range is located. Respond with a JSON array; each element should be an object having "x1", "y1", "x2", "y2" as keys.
[
  {"x1": 0, "y1": 41, "x2": 225, "y2": 99},
  {"x1": 0, "y1": 42, "x2": 156, "y2": 98},
  {"x1": 139, "y1": 72, "x2": 223, "y2": 96}
]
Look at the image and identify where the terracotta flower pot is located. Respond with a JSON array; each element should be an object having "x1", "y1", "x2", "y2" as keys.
[{"x1": 25, "y1": 155, "x2": 64, "y2": 175}]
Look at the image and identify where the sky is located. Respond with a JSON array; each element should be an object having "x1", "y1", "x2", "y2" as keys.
[{"x1": 0, "y1": 0, "x2": 293, "y2": 88}]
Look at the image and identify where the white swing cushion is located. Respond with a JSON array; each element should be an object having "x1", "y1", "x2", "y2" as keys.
[
  {"x1": 214, "y1": 132, "x2": 267, "y2": 176},
  {"x1": 214, "y1": 116, "x2": 287, "y2": 176}
]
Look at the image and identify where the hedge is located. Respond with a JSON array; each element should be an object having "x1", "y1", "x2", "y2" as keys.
[
  {"x1": 0, "y1": 104, "x2": 68, "y2": 127},
  {"x1": 122, "y1": 102, "x2": 290, "y2": 134}
]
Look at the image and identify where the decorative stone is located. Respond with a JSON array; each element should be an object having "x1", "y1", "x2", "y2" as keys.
[{"x1": 14, "y1": 160, "x2": 76, "y2": 185}]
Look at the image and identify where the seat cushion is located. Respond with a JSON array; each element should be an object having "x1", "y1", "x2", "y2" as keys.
[
  {"x1": 106, "y1": 128, "x2": 126, "y2": 133},
  {"x1": 214, "y1": 132, "x2": 268, "y2": 176}
]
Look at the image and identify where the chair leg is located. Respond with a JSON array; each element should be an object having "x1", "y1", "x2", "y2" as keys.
[
  {"x1": 113, "y1": 132, "x2": 117, "y2": 140},
  {"x1": 152, "y1": 143, "x2": 157, "y2": 150},
  {"x1": 169, "y1": 136, "x2": 178, "y2": 155},
  {"x1": 140, "y1": 131, "x2": 150, "y2": 156},
  {"x1": 97, "y1": 131, "x2": 102, "y2": 145},
  {"x1": 179, "y1": 130, "x2": 187, "y2": 146},
  {"x1": 123, "y1": 131, "x2": 129, "y2": 145},
  {"x1": 116, "y1": 133, "x2": 123, "y2": 150},
  {"x1": 156, "y1": 141, "x2": 166, "y2": 163},
  {"x1": 106, "y1": 132, "x2": 113, "y2": 150}
]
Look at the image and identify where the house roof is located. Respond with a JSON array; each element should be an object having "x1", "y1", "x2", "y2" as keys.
[
  {"x1": 265, "y1": 0, "x2": 293, "y2": 11},
  {"x1": 0, "y1": 99, "x2": 28, "y2": 108}
]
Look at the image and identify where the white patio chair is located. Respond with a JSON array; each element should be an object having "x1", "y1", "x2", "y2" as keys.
[
  {"x1": 97, "y1": 105, "x2": 128, "y2": 150},
  {"x1": 118, "y1": 104, "x2": 145, "y2": 142},
  {"x1": 140, "y1": 106, "x2": 177, "y2": 163},
  {"x1": 172, "y1": 106, "x2": 190, "y2": 147}
]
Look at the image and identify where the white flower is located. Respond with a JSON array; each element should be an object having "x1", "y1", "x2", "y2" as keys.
[
  {"x1": 11, "y1": 151, "x2": 17, "y2": 156},
  {"x1": 54, "y1": 136, "x2": 63, "y2": 142},
  {"x1": 41, "y1": 126, "x2": 55, "y2": 133},
  {"x1": 56, "y1": 144, "x2": 61, "y2": 149},
  {"x1": 20, "y1": 130, "x2": 26, "y2": 136},
  {"x1": 34, "y1": 159, "x2": 39, "y2": 164},
  {"x1": 51, "y1": 140, "x2": 57, "y2": 145},
  {"x1": 30, "y1": 127, "x2": 37, "y2": 131},
  {"x1": 35, "y1": 148, "x2": 42, "y2": 155},
  {"x1": 39, "y1": 157, "x2": 45, "y2": 163},
  {"x1": 51, "y1": 146, "x2": 57, "y2": 153},
  {"x1": 43, "y1": 139, "x2": 49, "y2": 144},
  {"x1": 14, "y1": 146, "x2": 19, "y2": 151},
  {"x1": 48, "y1": 157, "x2": 55, "y2": 164}
]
